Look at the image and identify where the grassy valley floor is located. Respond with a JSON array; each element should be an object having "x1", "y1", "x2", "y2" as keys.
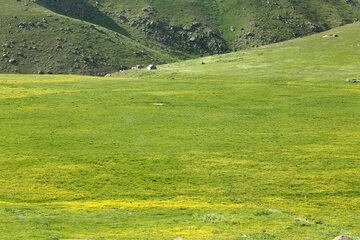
[{"x1": 1, "y1": 23, "x2": 360, "y2": 239}]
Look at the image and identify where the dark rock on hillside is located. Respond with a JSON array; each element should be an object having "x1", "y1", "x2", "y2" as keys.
[
  {"x1": 9, "y1": 59, "x2": 17, "y2": 64},
  {"x1": 344, "y1": 0, "x2": 355, "y2": 5},
  {"x1": 18, "y1": 22, "x2": 27, "y2": 29}
]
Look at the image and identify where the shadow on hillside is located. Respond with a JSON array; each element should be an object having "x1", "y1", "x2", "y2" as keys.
[{"x1": 35, "y1": 0, "x2": 130, "y2": 37}]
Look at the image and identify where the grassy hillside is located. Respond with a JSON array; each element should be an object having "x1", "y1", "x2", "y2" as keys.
[
  {"x1": 0, "y1": 0, "x2": 176, "y2": 76},
  {"x1": 1, "y1": 22, "x2": 360, "y2": 240},
  {"x1": 83, "y1": 0, "x2": 360, "y2": 51},
  {"x1": 119, "y1": 18, "x2": 360, "y2": 81},
  {"x1": 2, "y1": 0, "x2": 360, "y2": 75}
]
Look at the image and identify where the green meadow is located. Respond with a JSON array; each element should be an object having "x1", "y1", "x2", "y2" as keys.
[{"x1": 1, "y1": 23, "x2": 360, "y2": 239}]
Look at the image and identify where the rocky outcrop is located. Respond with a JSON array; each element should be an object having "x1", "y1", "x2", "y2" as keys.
[{"x1": 113, "y1": 7, "x2": 228, "y2": 54}]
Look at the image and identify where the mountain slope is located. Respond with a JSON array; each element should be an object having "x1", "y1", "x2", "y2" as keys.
[
  {"x1": 1, "y1": 0, "x2": 360, "y2": 75},
  {"x1": 69, "y1": 0, "x2": 360, "y2": 52},
  {"x1": 0, "y1": 0, "x2": 176, "y2": 76}
]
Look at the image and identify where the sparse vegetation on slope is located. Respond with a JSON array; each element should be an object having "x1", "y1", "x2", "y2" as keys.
[
  {"x1": 1, "y1": 0, "x2": 360, "y2": 75},
  {"x1": 1, "y1": 23, "x2": 360, "y2": 239},
  {"x1": 0, "y1": 0, "x2": 175, "y2": 76},
  {"x1": 82, "y1": 0, "x2": 360, "y2": 52}
]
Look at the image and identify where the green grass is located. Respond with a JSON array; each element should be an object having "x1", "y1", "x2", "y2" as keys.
[{"x1": 1, "y1": 23, "x2": 360, "y2": 239}]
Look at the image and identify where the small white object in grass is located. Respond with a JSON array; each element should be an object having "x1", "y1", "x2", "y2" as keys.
[
  {"x1": 333, "y1": 236, "x2": 353, "y2": 240},
  {"x1": 153, "y1": 103, "x2": 164, "y2": 106},
  {"x1": 147, "y1": 64, "x2": 157, "y2": 70},
  {"x1": 346, "y1": 78, "x2": 360, "y2": 83}
]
